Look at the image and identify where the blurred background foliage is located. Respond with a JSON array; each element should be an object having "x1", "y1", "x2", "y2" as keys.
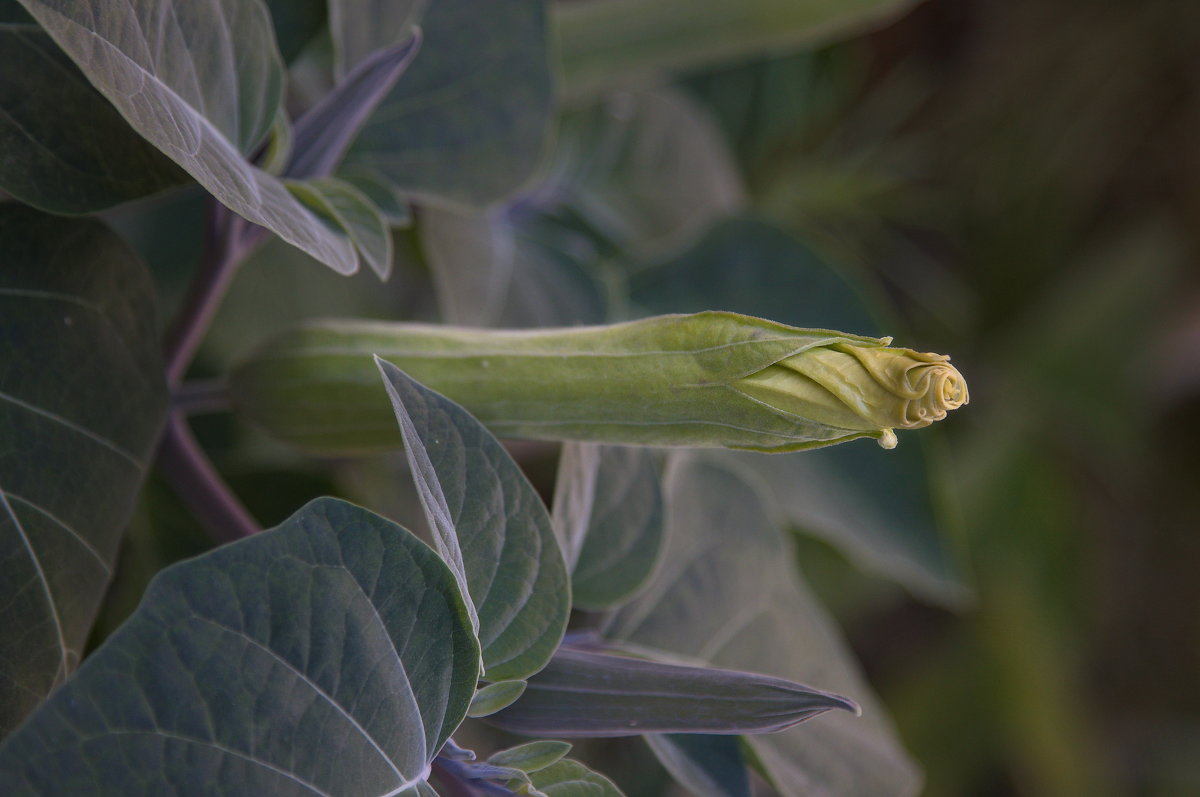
[{"x1": 95, "y1": 0, "x2": 1200, "y2": 794}]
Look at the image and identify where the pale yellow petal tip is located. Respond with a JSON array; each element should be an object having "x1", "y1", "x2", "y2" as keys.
[{"x1": 878, "y1": 429, "x2": 898, "y2": 449}]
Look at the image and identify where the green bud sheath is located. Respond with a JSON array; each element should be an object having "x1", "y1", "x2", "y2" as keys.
[{"x1": 229, "y1": 311, "x2": 968, "y2": 454}]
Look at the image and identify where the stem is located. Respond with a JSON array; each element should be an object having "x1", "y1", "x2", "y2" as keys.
[
  {"x1": 173, "y1": 379, "x2": 232, "y2": 416},
  {"x1": 157, "y1": 414, "x2": 260, "y2": 543},
  {"x1": 430, "y1": 760, "x2": 479, "y2": 797}
]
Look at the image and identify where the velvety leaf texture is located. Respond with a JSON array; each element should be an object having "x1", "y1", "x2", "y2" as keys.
[
  {"x1": 0, "y1": 207, "x2": 166, "y2": 737},
  {"x1": 377, "y1": 360, "x2": 570, "y2": 681},
  {"x1": 0, "y1": 498, "x2": 480, "y2": 796},
  {"x1": 529, "y1": 759, "x2": 627, "y2": 797},
  {"x1": 16, "y1": 0, "x2": 359, "y2": 273},
  {"x1": 341, "y1": 0, "x2": 555, "y2": 208}
]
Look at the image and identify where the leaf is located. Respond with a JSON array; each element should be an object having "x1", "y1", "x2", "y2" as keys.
[
  {"x1": 487, "y1": 740, "x2": 572, "y2": 773},
  {"x1": 16, "y1": 0, "x2": 359, "y2": 273},
  {"x1": 629, "y1": 215, "x2": 969, "y2": 604},
  {"x1": 467, "y1": 680, "x2": 527, "y2": 718},
  {"x1": 265, "y1": 0, "x2": 326, "y2": 63},
  {"x1": 528, "y1": 759, "x2": 627, "y2": 797},
  {"x1": 0, "y1": 206, "x2": 166, "y2": 737},
  {"x1": 554, "y1": 0, "x2": 916, "y2": 97},
  {"x1": 604, "y1": 455, "x2": 922, "y2": 797},
  {"x1": 329, "y1": 0, "x2": 426, "y2": 77},
  {"x1": 340, "y1": 0, "x2": 555, "y2": 208},
  {"x1": 0, "y1": 498, "x2": 481, "y2": 795},
  {"x1": 0, "y1": 25, "x2": 187, "y2": 213},
  {"x1": 551, "y1": 443, "x2": 665, "y2": 609},
  {"x1": 488, "y1": 647, "x2": 857, "y2": 738},
  {"x1": 376, "y1": 360, "x2": 570, "y2": 681},
  {"x1": 287, "y1": 177, "x2": 394, "y2": 279},
  {"x1": 643, "y1": 734, "x2": 750, "y2": 797},
  {"x1": 421, "y1": 205, "x2": 609, "y2": 328}
]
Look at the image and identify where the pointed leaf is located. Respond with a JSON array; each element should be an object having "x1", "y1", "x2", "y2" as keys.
[
  {"x1": 488, "y1": 647, "x2": 857, "y2": 738},
  {"x1": 0, "y1": 498, "x2": 480, "y2": 795},
  {"x1": 552, "y1": 443, "x2": 665, "y2": 609},
  {"x1": 341, "y1": 0, "x2": 555, "y2": 208},
  {"x1": 644, "y1": 734, "x2": 750, "y2": 797},
  {"x1": 528, "y1": 759, "x2": 626, "y2": 797},
  {"x1": 0, "y1": 207, "x2": 166, "y2": 737},
  {"x1": 329, "y1": 0, "x2": 426, "y2": 77},
  {"x1": 376, "y1": 360, "x2": 570, "y2": 681},
  {"x1": 0, "y1": 25, "x2": 187, "y2": 213},
  {"x1": 16, "y1": 0, "x2": 358, "y2": 273},
  {"x1": 488, "y1": 740, "x2": 572, "y2": 773},
  {"x1": 604, "y1": 455, "x2": 922, "y2": 797},
  {"x1": 467, "y1": 680, "x2": 527, "y2": 718},
  {"x1": 288, "y1": 177, "x2": 393, "y2": 279}
]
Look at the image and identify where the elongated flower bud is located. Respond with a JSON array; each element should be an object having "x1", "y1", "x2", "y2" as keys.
[{"x1": 229, "y1": 311, "x2": 967, "y2": 454}]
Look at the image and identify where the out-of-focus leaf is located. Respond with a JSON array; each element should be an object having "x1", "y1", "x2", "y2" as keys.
[
  {"x1": 550, "y1": 88, "x2": 745, "y2": 260},
  {"x1": 488, "y1": 740, "x2": 572, "y2": 772},
  {"x1": 287, "y1": 177, "x2": 393, "y2": 279},
  {"x1": 467, "y1": 680, "x2": 527, "y2": 718},
  {"x1": 529, "y1": 759, "x2": 627, "y2": 797},
  {"x1": 644, "y1": 734, "x2": 750, "y2": 797},
  {"x1": 0, "y1": 206, "x2": 166, "y2": 737},
  {"x1": 329, "y1": 0, "x2": 426, "y2": 76},
  {"x1": 341, "y1": 0, "x2": 554, "y2": 208},
  {"x1": 0, "y1": 498, "x2": 480, "y2": 795},
  {"x1": 16, "y1": 0, "x2": 359, "y2": 273},
  {"x1": 265, "y1": 0, "x2": 326, "y2": 63},
  {"x1": 605, "y1": 455, "x2": 922, "y2": 797},
  {"x1": 488, "y1": 647, "x2": 857, "y2": 737},
  {"x1": 0, "y1": 25, "x2": 186, "y2": 213},
  {"x1": 377, "y1": 361, "x2": 570, "y2": 681},
  {"x1": 630, "y1": 215, "x2": 969, "y2": 604},
  {"x1": 286, "y1": 37, "x2": 423, "y2": 181},
  {"x1": 554, "y1": 0, "x2": 916, "y2": 97},
  {"x1": 551, "y1": 443, "x2": 665, "y2": 609},
  {"x1": 421, "y1": 206, "x2": 609, "y2": 328}
]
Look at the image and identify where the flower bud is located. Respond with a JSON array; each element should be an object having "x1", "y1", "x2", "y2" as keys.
[{"x1": 230, "y1": 311, "x2": 967, "y2": 454}]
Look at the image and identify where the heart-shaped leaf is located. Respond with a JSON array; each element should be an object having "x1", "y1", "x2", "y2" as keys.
[
  {"x1": 16, "y1": 0, "x2": 359, "y2": 273},
  {"x1": 0, "y1": 206, "x2": 166, "y2": 737},
  {"x1": 0, "y1": 498, "x2": 480, "y2": 795},
  {"x1": 604, "y1": 454, "x2": 922, "y2": 797},
  {"x1": 376, "y1": 360, "x2": 570, "y2": 681},
  {"x1": 0, "y1": 24, "x2": 187, "y2": 213},
  {"x1": 551, "y1": 443, "x2": 665, "y2": 609}
]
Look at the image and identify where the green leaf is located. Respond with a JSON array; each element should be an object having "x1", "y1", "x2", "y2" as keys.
[
  {"x1": 0, "y1": 498, "x2": 480, "y2": 795},
  {"x1": 528, "y1": 759, "x2": 627, "y2": 797},
  {"x1": 0, "y1": 206, "x2": 166, "y2": 737},
  {"x1": 555, "y1": 0, "x2": 916, "y2": 97},
  {"x1": 341, "y1": 0, "x2": 555, "y2": 207},
  {"x1": 265, "y1": 0, "x2": 326, "y2": 63},
  {"x1": 467, "y1": 680, "x2": 527, "y2": 718},
  {"x1": 0, "y1": 25, "x2": 187, "y2": 213},
  {"x1": 488, "y1": 740, "x2": 572, "y2": 773},
  {"x1": 604, "y1": 455, "x2": 922, "y2": 797},
  {"x1": 629, "y1": 215, "x2": 969, "y2": 604},
  {"x1": 376, "y1": 360, "x2": 570, "y2": 681},
  {"x1": 488, "y1": 647, "x2": 857, "y2": 737},
  {"x1": 644, "y1": 734, "x2": 750, "y2": 797},
  {"x1": 16, "y1": 0, "x2": 359, "y2": 273},
  {"x1": 552, "y1": 443, "x2": 665, "y2": 609},
  {"x1": 421, "y1": 206, "x2": 609, "y2": 328},
  {"x1": 287, "y1": 177, "x2": 394, "y2": 279},
  {"x1": 329, "y1": 0, "x2": 426, "y2": 77}
]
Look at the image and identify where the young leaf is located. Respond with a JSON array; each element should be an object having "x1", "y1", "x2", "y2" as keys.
[
  {"x1": 604, "y1": 455, "x2": 922, "y2": 797},
  {"x1": 552, "y1": 443, "x2": 665, "y2": 609},
  {"x1": 487, "y1": 740, "x2": 572, "y2": 773},
  {"x1": 376, "y1": 360, "x2": 570, "y2": 681},
  {"x1": 287, "y1": 177, "x2": 394, "y2": 279},
  {"x1": 467, "y1": 680, "x2": 527, "y2": 718},
  {"x1": 0, "y1": 207, "x2": 166, "y2": 737},
  {"x1": 487, "y1": 647, "x2": 857, "y2": 738},
  {"x1": 0, "y1": 25, "x2": 187, "y2": 213},
  {"x1": 15, "y1": 0, "x2": 358, "y2": 273},
  {"x1": 644, "y1": 734, "x2": 750, "y2": 797},
  {"x1": 329, "y1": 0, "x2": 426, "y2": 77},
  {"x1": 528, "y1": 759, "x2": 627, "y2": 797},
  {"x1": 340, "y1": 0, "x2": 555, "y2": 208},
  {"x1": 0, "y1": 498, "x2": 480, "y2": 795}
]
